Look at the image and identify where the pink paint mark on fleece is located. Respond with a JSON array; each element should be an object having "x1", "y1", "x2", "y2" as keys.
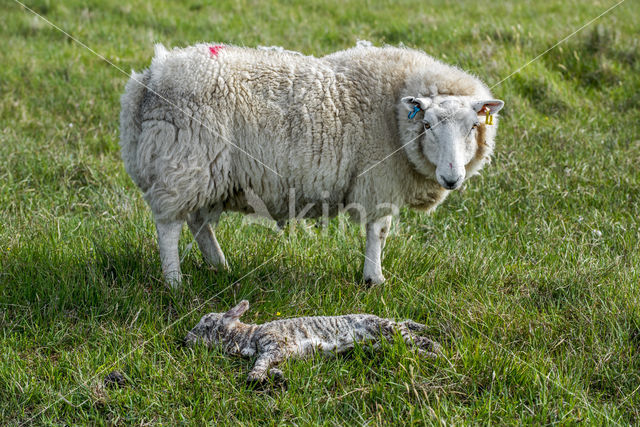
[{"x1": 209, "y1": 45, "x2": 224, "y2": 57}]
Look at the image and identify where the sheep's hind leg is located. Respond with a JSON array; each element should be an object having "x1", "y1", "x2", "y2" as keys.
[
  {"x1": 156, "y1": 219, "x2": 184, "y2": 287},
  {"x1": 187, "y1": 206, "x2": 228, "y2": 270}
]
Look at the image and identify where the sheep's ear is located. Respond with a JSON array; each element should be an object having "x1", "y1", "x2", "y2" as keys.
[
  {"x1": 223, "y1": 300, "x2": 249, "y2": 322},
  {"x1": 471, "y1": 100, "x2": 504, "y2": 115},
  {"x1": 401, "y1": 96, "x2": 432, "y2": 112}
]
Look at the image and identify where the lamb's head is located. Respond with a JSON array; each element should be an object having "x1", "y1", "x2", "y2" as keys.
[
  {"x1": 184, "y1": 300, "x2": 250, "y2": 346},
  {"x1": 399, "y1": 95, "x2": 504, "y2": 190}
]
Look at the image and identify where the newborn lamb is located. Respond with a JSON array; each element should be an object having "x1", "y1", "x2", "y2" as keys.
[{"x1": 184, "y1": 300, "x2": 440, "y2": 384}]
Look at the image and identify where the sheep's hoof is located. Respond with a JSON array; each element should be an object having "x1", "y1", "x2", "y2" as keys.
[
  {"x1": 364, "y1": 274, "x2": 385, "y2": 286},
  {"x1": 164, "y1": 272, "x2": 182, "y2": 288},
  {"x1": 205, "y1": 259, "x2": 230, "y2": 272}
]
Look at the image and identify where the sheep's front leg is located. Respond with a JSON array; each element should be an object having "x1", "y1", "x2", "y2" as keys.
[
  {"x1": 156, "y1": 219, "x2": 184, "y2": 287},
  {"x1": 187, "y1": 207, "x2": 228, "y2": 270},
  {"x1": 363, "y1": 215, "x2": 392, "y2": 285}
]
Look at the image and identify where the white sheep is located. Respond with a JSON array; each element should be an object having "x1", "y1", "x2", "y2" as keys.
[{"x1": 120, "y1": 42, "x2": 504, "y2": 286}]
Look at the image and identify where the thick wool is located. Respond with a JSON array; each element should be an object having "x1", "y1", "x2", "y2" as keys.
[
  {"x1": 119, "y1": 43, "x2": 503, "y2": 285},
  {"x1": 185, "y1": 300, "x2": 440, "y2": 383}
]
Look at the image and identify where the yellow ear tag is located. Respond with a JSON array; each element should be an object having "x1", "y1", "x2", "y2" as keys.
[{"x1": 485, "y1": 107, "x2": 494, "y2": 125}]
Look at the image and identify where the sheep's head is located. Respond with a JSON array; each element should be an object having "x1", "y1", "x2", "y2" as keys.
[
  {"x1": 399, "y1": 95, "x2": 504, "y2": 190},
  {"x1": 184, "y1": 300, "x2": 250, "y2": 346}
]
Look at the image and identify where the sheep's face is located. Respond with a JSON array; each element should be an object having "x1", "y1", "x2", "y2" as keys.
[
  {"x1": 400, "y1": 96, "x2": 503, "y2": 190},
  {"x1": 184, "y1": 300, "x2": 250, "y2": 346}
]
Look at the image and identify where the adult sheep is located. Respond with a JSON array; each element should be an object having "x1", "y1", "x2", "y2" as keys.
[{"x1": 120, "y1": 42, "x2": 504, "y2": 287}]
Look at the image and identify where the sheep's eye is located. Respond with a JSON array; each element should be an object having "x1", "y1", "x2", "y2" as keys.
[{"x1": 423, "y1": 122, "x2": 431, "y2": 130}]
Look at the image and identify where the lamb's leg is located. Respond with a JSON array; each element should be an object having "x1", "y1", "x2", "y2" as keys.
[
  {"x1": 156, "y1": 219, "x2": 184, "y2": 287},
  {"x1": 400, "y1": 320, "x2": 429, "y2": 333},
  {"x1": 363, "y1": 215, "x2": 392, "y2": 285},
  {"x1": 267, "y1": 368, "x2": 285, "y2": 383},
  {"x1": 396, "y1": 324, "x2": 441, "y2": 357},
  {"x1": 377, "y1": 320, "x2": 441, "y2": 357},
  {"x1": 407, "y1": 335, "x2": 441, "y2": 357},
  {"x1": 187, "y1": 207, "x2": 228, "y2": 270},
  {"x1": 247, "y1": 350, "x2": 285, "y2": 385}
]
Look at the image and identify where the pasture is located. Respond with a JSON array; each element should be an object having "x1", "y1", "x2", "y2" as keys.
[{"x1": 1, "y1": 0, "x2": 639, "y2": 424}]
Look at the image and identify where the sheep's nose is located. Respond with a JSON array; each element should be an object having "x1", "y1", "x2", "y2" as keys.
[{"x1": 440, "y1": 176, "x2": 460, "y2": 189}]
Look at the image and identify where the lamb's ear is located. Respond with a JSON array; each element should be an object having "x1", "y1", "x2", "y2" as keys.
[
  {"x1": 471, "y1": 100, "x2": 504, "y2": 115},
  {"x1": 401, "y1": 96, "x2": 432, "y2": 112},
  {"x1": 223, "y1": 300, "x2": 249, "y2": 322}
]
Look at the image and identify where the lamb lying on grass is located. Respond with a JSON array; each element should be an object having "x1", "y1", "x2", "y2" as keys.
[{"x1": 184, "y1": 300, "x2": 440, "y2": 385}]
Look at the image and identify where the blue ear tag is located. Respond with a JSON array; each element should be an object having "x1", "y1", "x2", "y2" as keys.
[{"x1": 408, "y1": 105, "x2": 421, "y2": 119}]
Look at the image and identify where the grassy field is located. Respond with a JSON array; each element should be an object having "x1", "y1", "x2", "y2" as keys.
[{"x1": 1, "y1": 0, "x2": 639, "y2": 424}]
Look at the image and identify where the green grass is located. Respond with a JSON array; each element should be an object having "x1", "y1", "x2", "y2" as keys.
[{"x1": 1, "y1": 0, "x2": 639, "y2": 424}]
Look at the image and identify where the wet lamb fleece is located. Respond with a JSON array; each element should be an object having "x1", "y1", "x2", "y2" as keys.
[{"x1": 184, "y1": 300, "x2": 440, "y2": 384}]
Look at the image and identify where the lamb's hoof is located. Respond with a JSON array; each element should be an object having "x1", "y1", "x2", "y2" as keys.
[
  {"x1": 364, "y1": 274, "x2": 385, "y2": 286},
  {"x1": 268, "y1": 368, "x2": 288, "y2": 390},
  {"x1": 417, "y1": 338, "x2": 442, "y2": 358},
  {"x1": 268, "y1": 368, "x2": 284, "y2": 380},
  {"x1": 429, "y1": 339, "x2": 442, "y2": 355}
]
